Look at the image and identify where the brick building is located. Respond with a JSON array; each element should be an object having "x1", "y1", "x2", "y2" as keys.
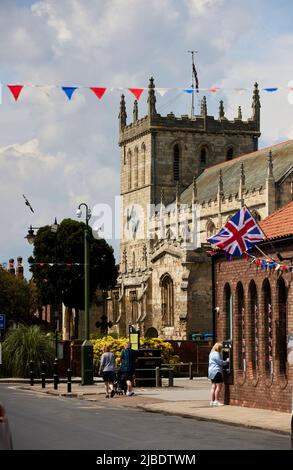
[
  {"x1": 214, "y1": 202, "x2": 293, "y2": 412},
  {"x1": 108, "y1": 77, "x2": 293, "y2": 341}
]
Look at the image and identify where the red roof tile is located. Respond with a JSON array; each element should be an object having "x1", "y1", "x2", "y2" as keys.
[{"x1": 260, "y1": 201, "x2": 293, "y2": 239}]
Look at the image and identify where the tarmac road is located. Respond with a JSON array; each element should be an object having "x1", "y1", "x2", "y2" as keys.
[{"x1": 0, "y1": 384, "x2": 291, "y2": 450}]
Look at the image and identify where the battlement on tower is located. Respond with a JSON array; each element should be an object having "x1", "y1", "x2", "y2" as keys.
[{"x1": 119, "y1": 78, "x2": 261, "y2": 146}]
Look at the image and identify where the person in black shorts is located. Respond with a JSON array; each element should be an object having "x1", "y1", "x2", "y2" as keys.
[
  {"x1": 99, "y1": 345, "x2": 115, "y2": 398},
  {"x1": 120, "y1": 342, "x2": 137, "y2": 396}
]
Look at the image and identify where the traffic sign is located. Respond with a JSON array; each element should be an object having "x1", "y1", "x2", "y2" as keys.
[{"x1": 0, "y1": 314, "x2": 6, "y2": 330}]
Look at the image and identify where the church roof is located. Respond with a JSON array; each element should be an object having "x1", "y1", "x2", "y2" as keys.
[
  {"x1": 260, "y1": 201, "x2": 293, "y2": 240},
  {"x1": 180, "y1": 139, "x2": 293, "y2": 204}
]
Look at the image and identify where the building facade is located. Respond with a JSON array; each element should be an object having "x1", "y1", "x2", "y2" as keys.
[
  {"x1": 108, "y1": 78, "x2": 293, "y2": 341},
  {"x1": 214, "y1": 202, "x2": 293, "y2": 412}
]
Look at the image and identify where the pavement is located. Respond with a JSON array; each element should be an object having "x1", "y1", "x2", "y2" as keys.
[{"x1": 2, "y1": 376, "x2": 292, "y2": 436}]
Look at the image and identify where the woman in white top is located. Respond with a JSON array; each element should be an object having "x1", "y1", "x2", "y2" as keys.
[{"x1": 208, "y1": 342, "x2": 229, "y2": 406}]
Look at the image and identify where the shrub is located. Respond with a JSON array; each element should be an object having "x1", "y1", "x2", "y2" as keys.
[
  {"x1": 91, "y1": 336, "x2": 180, "y2": 373},
  {"x1": 1, "y1": 324, "x2": 55, "y2": 378}
]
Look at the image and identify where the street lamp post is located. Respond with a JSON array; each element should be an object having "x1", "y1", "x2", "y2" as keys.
[
  {"x1": 25, "y1": 219, "x2": 59, "y2": 359},
  {"x1": 50, "y1": 218, "x2": 59, "y2": 360},
  {"x1": 76, "y1": 203, "x2": 94, "y2": 385}
]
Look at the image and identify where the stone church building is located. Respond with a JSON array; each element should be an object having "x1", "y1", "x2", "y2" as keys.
[{"x1": 108, "y1": 77, "x2": 293, "y2": 340}]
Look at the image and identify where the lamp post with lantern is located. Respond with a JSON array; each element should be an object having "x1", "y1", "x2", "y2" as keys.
[{"x1": 76, "y1": 203, "x2": 94, "y2": 385}]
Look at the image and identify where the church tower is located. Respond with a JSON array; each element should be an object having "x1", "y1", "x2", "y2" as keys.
[{"x1": 117, "y1": 78, "x2": 260, "y2": 334}]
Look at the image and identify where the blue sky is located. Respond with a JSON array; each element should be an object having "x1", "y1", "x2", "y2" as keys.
[{"x1": 0, "y1": 0, "x2": 293, "y2": 277}]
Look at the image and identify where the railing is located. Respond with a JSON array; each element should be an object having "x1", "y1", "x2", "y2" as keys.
[{"x1": 134, "y1": 361, "x2": 208, "y2": 388}]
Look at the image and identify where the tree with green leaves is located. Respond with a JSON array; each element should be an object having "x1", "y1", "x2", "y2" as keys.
[
  {"x1": 28, "y1": 218, "x2": 117, "y2": 311},
  {"x1": 0, "y1": 268, "x2": 37, "y2": 327}
]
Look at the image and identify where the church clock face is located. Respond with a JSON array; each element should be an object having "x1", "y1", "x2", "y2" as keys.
[{"x1": 126, "y1": 205, "x2": 140, "y2": 240}]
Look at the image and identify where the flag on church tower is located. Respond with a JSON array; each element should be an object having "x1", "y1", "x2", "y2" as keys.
[
  {"x1": 207, "y1": 206, "x2": 265, "y2": 256},
  {"x1": 192, "y1": 63, "x2": 199, "y2": 92}
]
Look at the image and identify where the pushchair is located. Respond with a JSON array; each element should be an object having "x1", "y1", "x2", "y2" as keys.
[{"x1": 113, "y1": 368, "x2": 127, "y2": 395}]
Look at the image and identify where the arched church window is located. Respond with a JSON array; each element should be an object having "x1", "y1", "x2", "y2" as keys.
[
  {"x1": 251, "y1": 209, "x2": 261, "y2": 222},
  {"x1": 173, "y1": 144, "x2": 180, "y2": 181},
  {"x1": 141, "y1": 143, "x2": 146, "y2": 186},
  {"x1": 160, "y1": 274, "x2": 174, "y2": 326},
  {"x1": 132, "y1": 251, "x2": 136, "y2": 271},
  {"x1": 127, "y1": 150, "x2": 132, "y2": 190},
  {"x1": 200, "y1": 147, "x2": 207, "y2": 165},
  {"x1": 206, "y1": 219, "x2": 216, "y2": 238},
  {"x1": 133, "y1": 147, "x2": 138, "y2": 188},
  {"x1": 130, "y1": 290, "x2": 138, "y2": 324},
  {"x1": 226, "y1": 147, "x2": 234, "y2": 161}
]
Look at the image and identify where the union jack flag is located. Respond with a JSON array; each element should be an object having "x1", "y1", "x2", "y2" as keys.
[{"x1": 207, "y1": 206, "x2": 265, "y2": 256}]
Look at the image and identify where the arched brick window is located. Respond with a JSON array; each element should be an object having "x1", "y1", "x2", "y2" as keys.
[
  {"x1": 248, "y1": 280, "x2": 258, "y2": 371},
  {"x1": 262, "y1": 279, "x2": 273, "y2": 376},
  {"x1": 236, "y1": 282, "x2": 245, "y2": 371},
  {"x1": 277, "y1": 278, "x2": 287, "y2": 376},
  {"x1": 223, "y1": 283, "x2": 232, "y2": 340},
  {"x1": 173, "y1": 144, "x2": 180, "y2": 181},
  {"x1": 160, "y1": 274, "x2": 174, "y2": 326}
]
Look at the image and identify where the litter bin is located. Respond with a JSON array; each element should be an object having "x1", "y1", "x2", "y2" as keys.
[{"x1": 135, "y1": 349, "x2": 162, "y2": 387}]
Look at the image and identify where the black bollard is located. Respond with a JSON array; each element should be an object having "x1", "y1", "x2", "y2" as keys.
[
  {"x1": 189, "y1": 362, "x2": 193, "y2": 380},
  {"x1": 53, "y1": 358, "x2": 59, "y2": 390},
  {"x1": 41, "y1": 361, "x2": 46, "y2": 389},
  {"x1": 168, "y1": 368, "x2": 174, "y2": 387},
  {"x1": 67, "y1": 368, "x2": 72, "y2": 393},
  {"x1": 29, "y1": 360, "x2": 34, "y2": 386}
]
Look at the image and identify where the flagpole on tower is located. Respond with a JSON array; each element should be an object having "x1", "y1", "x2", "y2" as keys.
[{"x1": 188, "y1": 50, "x2": 198, "y2": 119}]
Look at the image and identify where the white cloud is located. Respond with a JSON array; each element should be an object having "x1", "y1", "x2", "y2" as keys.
[
  {"x1": 185, "y1": 0, "x2": 224, "y2": 16},
  {"x1": 0, "y1": 0, "x2": 293, "y2": 273}
]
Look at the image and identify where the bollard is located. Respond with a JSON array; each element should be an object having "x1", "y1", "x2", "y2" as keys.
[
  {"x1": 29, "y1": 360, "x2": 34, "y2": 386},
  {"x1": 41, "y1": 361, "x2": 46, "y2": 389},
  {"x1": 67, "y1": 368, "x2": 72, "y2": 393},
  {"x1": 189, "y1": 362, "x2": 193, "y2": 380},
  {"x1": 53, "y1": 358, "x2": 59, "y2": 390},
  {"x1": 168, "y1": 368, "x2": 174, "y2": 387},
  {"x1": 155, "y1": 367, "x2": 160, "y2": 388}
]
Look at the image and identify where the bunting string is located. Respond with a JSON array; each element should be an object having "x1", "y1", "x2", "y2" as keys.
[
  {"x1": 206, "y1": 250, "x2": 293, "y2": 272},
  {"x1": 1, "y1": 83, "x2": 293, "y2": 103}
]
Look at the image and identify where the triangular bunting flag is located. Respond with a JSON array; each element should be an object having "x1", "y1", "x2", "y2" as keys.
[
  {"x1": 7, "y1": 85, "x2": 24, "y2": 101},
  {"x1": 38, "y1": 85, "x2": 55, "y2": 97},
  {"x1": 62, "y1": 86, "x2": 78, "y2": 100},
  {"x1": 183, "y1": 89, "x2": 193, "y2": 94},
  {"x1": 234, "y1": 88, "x2": 248, "y2": 95},
  {"x1": 262, "y1": 87, "x2": 278, "y2": 92},
  {"x1": 208, "y1": 87, "x2": 220, "y2": 93},
  {"x1": 128, "y1": 88, "x2": 144, "y2": 100},
  {"x1": 89, "y1": 87, "x2": 107, "y2": 100},
  {"x1": 156, "y1": 88, "x2": 169, "y2": 96}
]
